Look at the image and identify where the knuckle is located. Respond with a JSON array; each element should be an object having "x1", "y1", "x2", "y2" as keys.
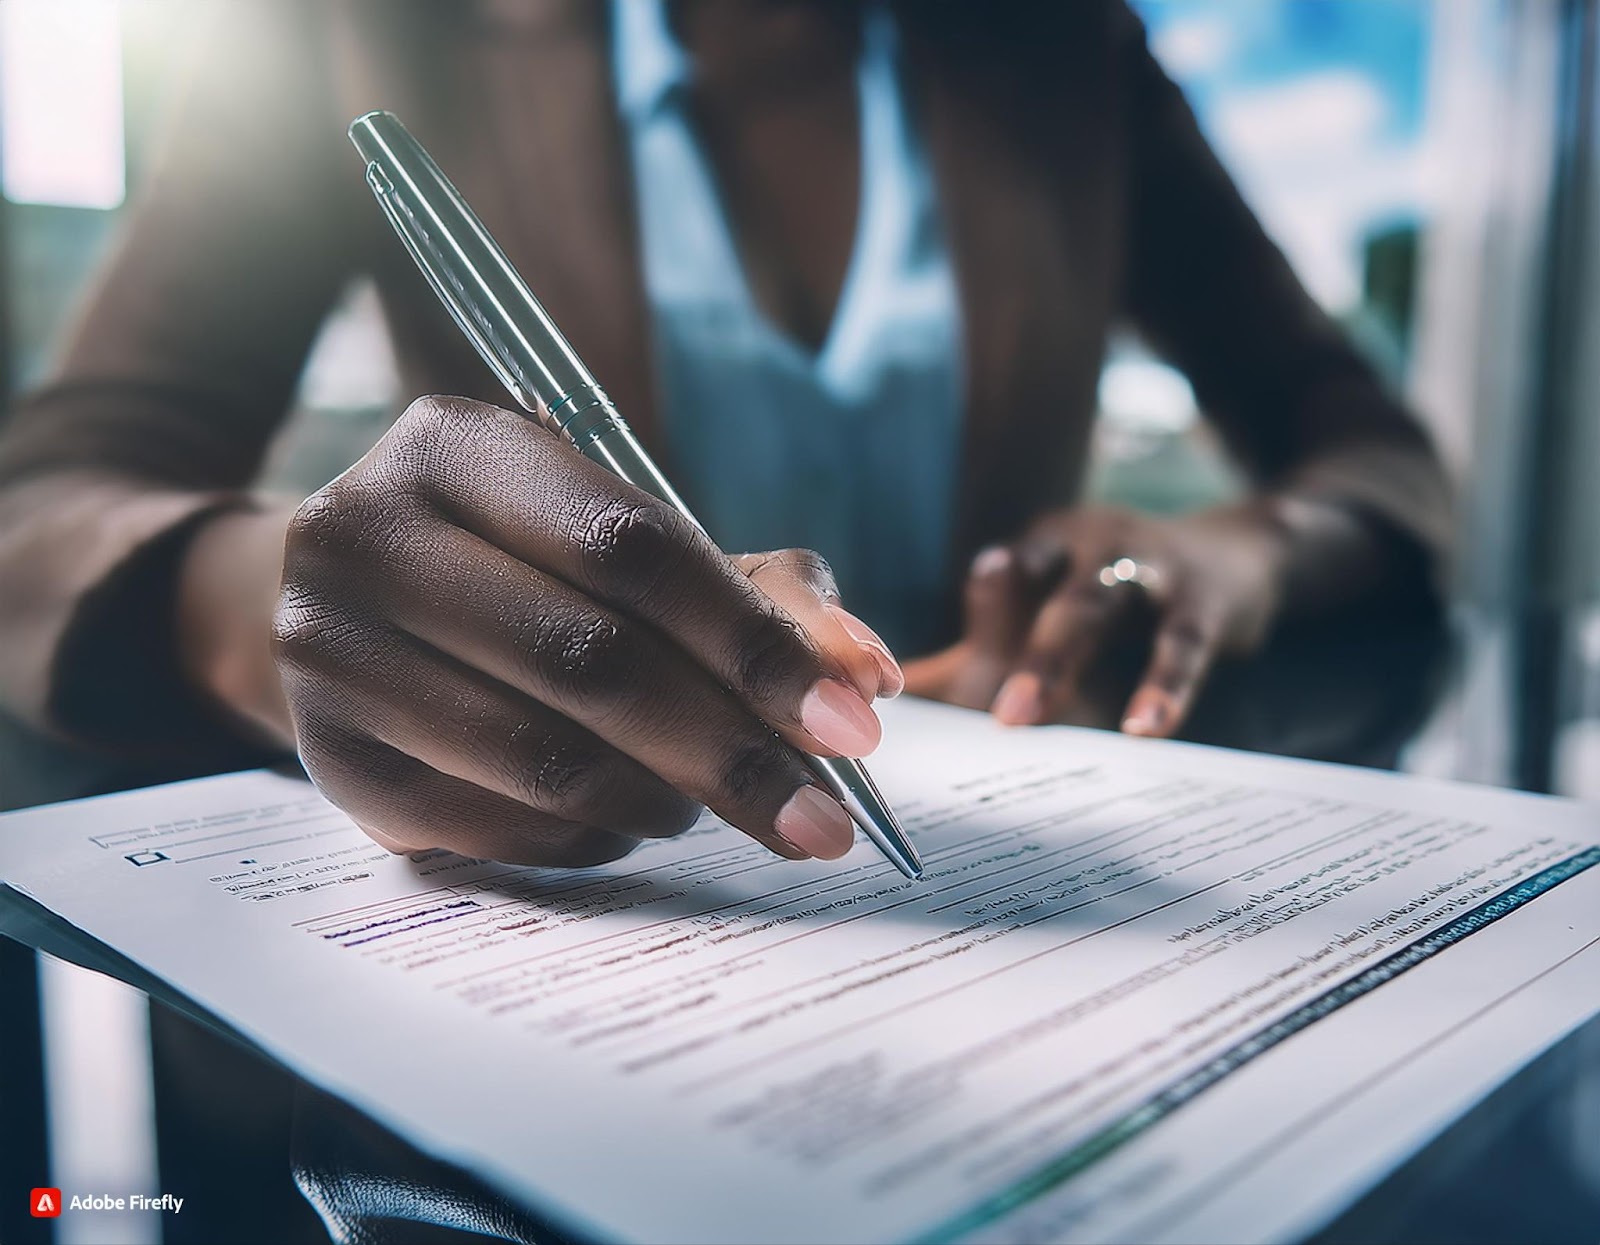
[
  {"x1": 285, "y1": 485, "x2": 355, "y2": 557},
  {"x1": 540, "y1": 612, "x2": 647, "y2": 707},
  {"x1": 286, "y1": 476, "x2": 424, "y2": 579},
  {"x1": 271, "y1": 589, "x2": 365, "y2": 671},
  {"x1": 717, "y1": 734, "x2": 796, "y2": 808},
  {"x1": 726, "y1": 609, "x2": 811, "y2": 708},
  {"x1": 514, "y1": 731, "x2": 699, "y2": 838},
  {"x1": 387, "y1": 395, "x2": 491, "y2": 493},
  {"x1": 519, "y1": 736, "x2": 610, "y2": 819},
  {"x1": 395, "y1": 394, "x2": 468, "y2": 453},
  {"x1": 577, "y1": 496, "x2": 692, "y2": 609}
]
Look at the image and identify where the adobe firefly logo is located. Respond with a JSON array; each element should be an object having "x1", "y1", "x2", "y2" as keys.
[{"x1": 31, "y1": 1188, "x2": 62, "y2": 1218}]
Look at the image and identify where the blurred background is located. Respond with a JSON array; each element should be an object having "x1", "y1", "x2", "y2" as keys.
[
  {"x1": 0, "y1": 2, "x2": 1597, "y2": 1243},
  {"x1": 5, "y1": 0, "x2": 1595, "y2": 800}
]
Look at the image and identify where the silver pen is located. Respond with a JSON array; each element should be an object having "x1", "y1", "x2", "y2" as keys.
[{"x1": 348, "y1": 111, "x2": 923, "y2": 881}]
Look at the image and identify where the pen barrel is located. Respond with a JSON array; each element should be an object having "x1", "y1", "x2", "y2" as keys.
[
  {"x1": 550, "y1": 383, "x2": 699, "y2": 526},
  {"x1": 810, "y1": 756, "x2": 923, "y2": 880},
  {"x1": 350, "y1": 109, "x2": 923, "y2": 881}
]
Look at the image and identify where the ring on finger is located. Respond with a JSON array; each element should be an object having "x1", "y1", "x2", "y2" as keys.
[{"x1": 1098, "y1": 556, "x2": 1162, "y2": 592}]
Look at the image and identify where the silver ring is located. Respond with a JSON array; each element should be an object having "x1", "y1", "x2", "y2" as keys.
[{"x1": 1098, "y1": 557, "x2": 1161, "y2": 591}]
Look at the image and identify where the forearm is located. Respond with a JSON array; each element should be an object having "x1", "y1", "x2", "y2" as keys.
[
  {"x1": 0, "y1": 474, "x2": 232, "y2": 740},
  {"x1": 1115, "y1": 3, "x2": 1451, "y2": 617}
]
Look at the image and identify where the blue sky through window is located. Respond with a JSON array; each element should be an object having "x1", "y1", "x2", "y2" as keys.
[{"x1": 1132, "y1": 0, "x2": 1432, "y2": 312}]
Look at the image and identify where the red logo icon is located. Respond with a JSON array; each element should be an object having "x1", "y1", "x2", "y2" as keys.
[{"x1": 31, "y1": 1188, "x2": 62, "y2": 1218}]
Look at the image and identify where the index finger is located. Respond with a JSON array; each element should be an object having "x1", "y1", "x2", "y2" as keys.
[{"x1": 392, "y1": 397, "x2": 882, "y2": 759}]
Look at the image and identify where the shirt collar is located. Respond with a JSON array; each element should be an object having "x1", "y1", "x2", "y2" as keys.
[{"x1": 613, "y1": 0, "x2": 692, "y2": 123}]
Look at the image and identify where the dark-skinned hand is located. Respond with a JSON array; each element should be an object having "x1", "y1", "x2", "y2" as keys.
[
  {"x1": 262, "y1": 396, "x2": 903, "y2": 868},
  {"x1": 903, "y1": 504, "x2": 1290, "y2": 738}
]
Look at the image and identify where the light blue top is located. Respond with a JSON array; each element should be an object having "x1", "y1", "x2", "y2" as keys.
[{"x1": 611, "y1": 0, "x2": 963, "y2": 655}]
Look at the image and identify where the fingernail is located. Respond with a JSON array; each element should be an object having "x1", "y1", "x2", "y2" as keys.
[
  {"x1": 801, "y1": 678, "x2": 883, "y2": 756},
  {"x1": 827, "y1": 605, "x2": 905, "y2": 698},
  {"x1": 774, "y1": 785, "x2": 856, "y2": 860},
  {"x1": 868, "y1": 650, "x2": 905, "y2": 698},
  {"x1": 991, "y1": 672, "x2": 1043, "y2": 726},
  {"x1": 1122, "y1": 691, "x2": 1171, "y2": 737},
  {"x1": 758, "y1": 830, "x2": 813, "y2": 861},
  {"x1": 971, "y1": 546, "x2": 1012, "y2": 578}
]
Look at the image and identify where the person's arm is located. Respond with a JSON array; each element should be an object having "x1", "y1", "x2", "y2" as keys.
[
  {"x1": 0, "y1": 4, "x2": 901, "y2": 869},
  {"x1": 0, "y1": 0, "x2": 357, "y2": 758},
  {"x1": 905, "y1": 4, "x2": 1451, "y2": 736},
  {"x1": 1112, "y1": 4, "x2": 1451, "y2": 607}
]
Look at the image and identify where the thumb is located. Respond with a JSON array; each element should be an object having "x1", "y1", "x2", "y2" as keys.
[
  {"x1": 735, "y1": 550, "x2": 903, "y2": 701},
  {"x1": 945, "y1": 545, "x2": 1032, "y2": 710},
  {"x1": 963, "y1": 545, "x2": 1032, "y2": 661},
  {"x1": 902, "y1": 547, "x2": 1034, "y2": 711}
]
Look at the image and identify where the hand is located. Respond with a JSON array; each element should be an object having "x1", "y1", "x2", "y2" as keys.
[
  {"x1": 190, "y1": 396, "x2": 904, "y2": 868},
  {"x1": 903, "y1": 504, "x2": 1290, "y2": 738}
]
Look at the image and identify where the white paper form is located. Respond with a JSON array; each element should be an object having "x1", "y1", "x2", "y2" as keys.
[{"x1": 1, "y1": 698, "x2": 1596, "y2": 1245}]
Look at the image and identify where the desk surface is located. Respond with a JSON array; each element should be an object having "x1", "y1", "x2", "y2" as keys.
[{"x1": 3, "y1": 611, "x2": 1597, "y2": 1245}]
